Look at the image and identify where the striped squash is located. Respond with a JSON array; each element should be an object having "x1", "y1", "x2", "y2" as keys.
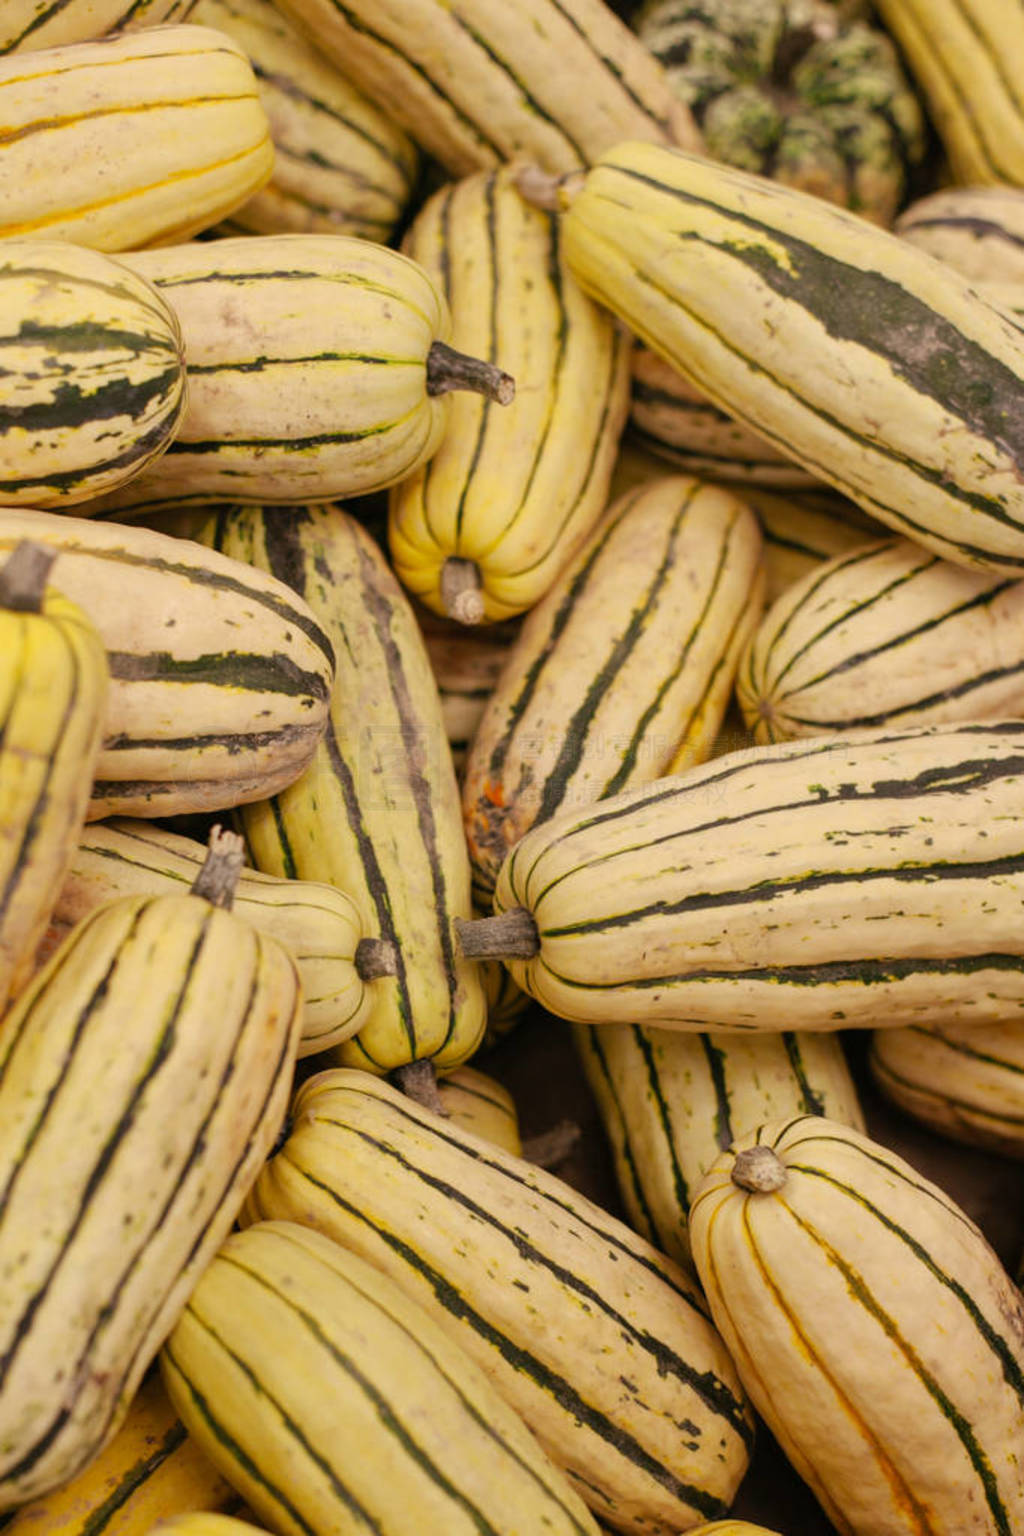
[
  {"x1": 161, "y1": 1220, "x2": 602, "y2": 1536},
  {"x1": 273, "y1": 0, "x2": 700, "y2": 178},
  {"x1": 461, "y1": 474, "x2": 764, "y2": 904},
  {"x1": 0, "y1": 507, "x2": 334, "y2": 820},
  {"x1": 0, "y1": 832, "x2": 304, "y2": 1507},
  {"x1": 434, "y1": 1063, "x2": 522, "y2": 1155},
  {"x1": 420, "y1": 614, "x2": 520, "y2": 780},
  {"x1": 0, "y1": 542, "x2": 108, "y2": 1012},
  {"x1": 871, "y1": 0, "x2": 1024, "y2": 186},
  {"x1": 689, "y1": 1114, "x2": 1024, "y2": 1535},
  {"x1": 542, "y1": 139, "x2": 1024, "y2": 575},
  {"x1": 481, "y1": 720, "x2": 1024, "y2": 1032},
  {"x1": 574, "y1": 1022, "x2": 864, "y2": 1270},
  {"x1": 630, "y1": 344, "x2": 818, "y2": 489},
  {"x1": 896, "y1": 185, "x2": 1024, "y2": 285},
  {"x1": 86, "y1": 234, "x2": 513, "y2": 512},
  {"x1": 0, "y1": 25, "x2": 273, "y2": 250},
  {"x1": 140, "y1": 1520, "x2": 259, "y2": 1536},
  {"x1": 0, "y1": 240, "x2": 186, "y2": 509},
  {"x1": 1, "y1": 2, "x2": 196, "y2": 52},
  {"x1": 604, "y1": 445, "x2": 887, "y2": 605},
  {"x1": 870, "y1": 1017, "x2": 1024, "y2": 1159},
  {"x1": 191, "y1": 0, "x2": 419, "y2": 242},
  {"x1": 0, "y1": 1371, "x2": 244, "y2": 1536},
  {"x1": 241, "y1": 1069, "x2": 754, "y2": 1536},
  {"x1": 389, "y1": 164, "x2": 631, "y2": 625},
  {"x1": 479, "y1": 950, "x2": 531, "y2": 1045},
  {"x1": 181, "y1": 502, "x2": 487, "y2": 1077},
  {"x1": 731, "y1": 484, "x2": 887, "y2": 606},
  {"x1": 737, "y1": 536, "x2": 1024, "y2": 745},
  {"x1": 50, "y1": 817, "x2": 375, "y2": 1056}
]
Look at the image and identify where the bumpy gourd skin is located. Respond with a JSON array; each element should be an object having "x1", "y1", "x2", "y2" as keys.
[{"x1": 635, "y1": 0, "x2": 926, "y2": 224}]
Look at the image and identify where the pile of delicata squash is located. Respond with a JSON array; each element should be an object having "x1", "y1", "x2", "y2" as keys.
[{"x1": 3, "y1": 1, "x2": 1024, "y2": 1532}]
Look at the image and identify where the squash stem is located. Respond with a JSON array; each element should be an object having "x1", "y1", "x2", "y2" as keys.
[
  {"x1": 731, "y1": 1145, "x2": 788, "y2": 1193},
  {"x1": 191, "y1": 825, "x2": 245, "y2": 910},
  {"x1": 514, "y1": 164, "x2": 585, "y2": 213},
  {"x1": 426, "y1": 340, "x2": 515, "y2": 405},
  {"x1": 441, "y1": 557, "x2": 485, "y2": 625},
  {"x1": 392, "y1": 1058, "x2": 448, "y2": 1117},
  {"x1": 455, "y1": 909, "x2": 540, "y2": 960},
  {"x1": 355, "y1": 936, "x2": 398, "y2": 981},
  {"x1": 522, "y1": 1119, "x2": 581, "y2": 1170},
  {"x1": 0, "y1": 540, "x2": 57, "y2": 613}
]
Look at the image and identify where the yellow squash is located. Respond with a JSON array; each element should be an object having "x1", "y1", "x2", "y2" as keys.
[
  {"x1": 435, "y1": 1062, "x2": 522, "y2": 1155},
  {"x1": 161, "y1": 1221, "x2": 602, "y2": 1536},
  {"x1": 272, "y1": 0, "x2": 701, "y2": 176},
  {"x1": 1, "y1": 2, "x2": 195, "y2": 51},
  {"x1": 0, "y1": 1371, "x2": 244, "y2": 1536},
  {"x1": 479, "y1": 720, "x2": 1024, "y2": 1033},
  {"x1": 180, "y1": 502, "x2": 487, "y2": 1078},
  {"x1": 0, "y1": 831, "x2": 304, "y2": 1507},
  {"x1": 389, "y1": 164, "x2": 630, "y2": 624},
  {"x1": 690, "y1": 1115, "x2": 1024, "y2": 1535},
  {"x1": 872, "y1": 0, "x2": 1024, "y2": 186},
  {"x1": 0, "y1": 25, "x2": 273, "y2": 249},
  {"x1": 539, "y1": 139, "x2": 1024, "y2": 575},
  {"x1": 575, "y1": 1022, "x2": 864, "y2": 1270},
  {"x1": 191, "y1": 0, "x2": 419, "y2": 241},
  {"x1": 462, "y1": 474, "x2": 763, "y2": 902},
  {"x1": 51, "y1": 817, "x2": 376, "y2": 1056},
  {"x1": 870, "y1": 1017, "x2": 1024, "y2": 1160},
  {"x1": 242, "y1": 1069, "x2": 754, "y2": 1536},
  {"x1": 0, "y1": 239, "x2": 186, "y2": 510},
  {"x1": 0, "y1": 541, "x2": 108, "y2": 1012},
  {"x1": 85, "y1": 234, "x2": 513, "y2": 512},
  {"x1": 0, "y1": 506, "x2": 334, "y2": 820}
]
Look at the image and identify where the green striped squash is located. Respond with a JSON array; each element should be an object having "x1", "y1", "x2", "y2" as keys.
[
  {"x1": 479, "y1": 950, "x2": 531, "y2": 1045},
  {"x1": 1, "y1": 2, "x2": 196, "y2": 52},
  {"x1": 871, "y1": 0, "x2": 1024, "y2": 186},
  {"x1": 241, "y1": 1070, "x2": 754, "y2": 1536},
  {"x1": 191, "y1": 0, "x2": 420, "y2": 242},
  {"x1": 630, "y1": 343, "x2": 820, "y2": 489},
  {"x1": 138, "y1": 1519, "x2": 260, "y2": 1536},
  {"x1": 86, "y1": 234, "x2": 508, "y2": 511},
  {"x1": 730, "y1": 484, "x2": 887, "y2": 606},
  {"x1": 870, "y1": 1017, "x2": 1024, "y2": 1159},
  {"x1": 0, "y1": 1371, "x2": 244, "y2": 1536},
  {"x1": 161, "y1": 1220, "x2": 602, "y2": 1536},
  {"x1": 553, "y1": 139, "x2": 1024, "y2": 575},
  {"x1": 272, "y1": 0, "x2": 701, "y2": 178},
  {"x1": 485, "y1": 720, "x2": 1024, "y2": 1032},
  {"x1": 462, "y1": 474, "x2": 764, "y2": 905},
  {"x1": 178, "y1": 502, "x2": 487, "y2": 1077},
  {"x1": 433, "y1": 1063, "x2": 522, "y2": 1155},
  {"x1": 689, "y1": 1114, "x2": 1024, "y2": 1535},
  {"x1": 737, "y1": 535, "x2": 1024, "y2": 745},
  {"x1": 0, "y1": 241, "x2": 186, "y2": 509},
  {"x1": 574, "y1": 1023, "x2": 864, "y2": 1270},
  {"x1": 420, "y1": 614, "x2": 520, "y2": 781},
  {"x1": 0, "y1": 836, "x2": 304, "y2": 1507},
  {"x1": 0, "y1": 542, "x2": 108, "y2": 1013},
  {"x1": 895, "y1": 185, "x2": 1024, "y2": 285},
  {"x1": 389, "y1": 163, "x2": 631, "y2": 625},
  {"x1": 0, "y1": 507, "x2": 334, "y2": 820},
  {"x1": 0, "y1": 26, "x2": 273, "y2": 250},
  {"x1": 52, "y1": 818, "x2": 375, "y2": 1056}
]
